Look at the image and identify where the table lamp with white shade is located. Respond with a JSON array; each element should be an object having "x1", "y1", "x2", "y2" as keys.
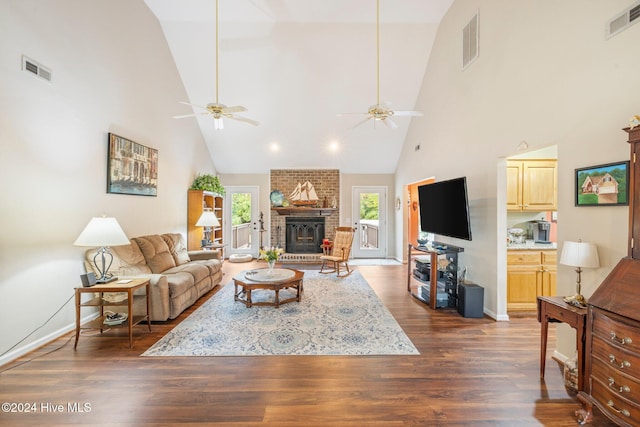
[
  {"x1": 560, "y1": 239, "x2": 600, "y2": 307},
  {"x1": 73, "y1": 216, "x2": 130, "y2": 283},
  {"x1": 196, "y1": 210, "x2": 220, "y2": 246}
]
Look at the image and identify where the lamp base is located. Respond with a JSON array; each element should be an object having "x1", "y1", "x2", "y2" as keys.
[
  {"x1": 563, "y1": 294, "x2": 587, "y2": 308},
  {"x1": 96, "y1": 276, "x2": 118, "y2": 284}
]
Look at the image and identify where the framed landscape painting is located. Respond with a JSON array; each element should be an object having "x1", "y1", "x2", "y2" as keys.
[
  {"x1": 107, "y1": 133, "x2": 158, "y2": 196},
  {"x1": 575, "y1": 161, "x2": 629, "y2": 206}
]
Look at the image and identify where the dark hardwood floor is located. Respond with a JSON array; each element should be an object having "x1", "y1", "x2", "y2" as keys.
[{"x1": 0, "y1": 261, "x2": 616, "y2": 426}]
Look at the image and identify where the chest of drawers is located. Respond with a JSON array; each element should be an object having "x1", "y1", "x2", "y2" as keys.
[{"x1": 578, "y1": 258, "x2": 640, "y2": 426}]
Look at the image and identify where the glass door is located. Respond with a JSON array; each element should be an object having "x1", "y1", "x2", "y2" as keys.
[
  {"x1": 352, "y1": 186, "x2": 387, "y2": 258},
  {"x1": 224, "y1": 186, "x2": 260, "y2": 258}
]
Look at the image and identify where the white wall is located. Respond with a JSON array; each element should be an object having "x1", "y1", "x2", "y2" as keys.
[
  {"x1": 396, "y1": 0, "x2": 639, "y2": 333},
  {"x1": 0, "y1": 0, "x2": 216, "y2": 363}
]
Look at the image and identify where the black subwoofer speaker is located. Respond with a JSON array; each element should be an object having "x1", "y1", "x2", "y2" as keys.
[{"x1": 457, "y1": 283, "x2": 484, "y2": 318}]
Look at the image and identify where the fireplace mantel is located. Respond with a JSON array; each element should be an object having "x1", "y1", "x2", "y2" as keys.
[{"x1": 272, "y1": 207, "x2": 337, "y2": 217}]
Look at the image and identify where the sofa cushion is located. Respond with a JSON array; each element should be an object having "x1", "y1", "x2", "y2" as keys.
[
  {"x1": 162, "y1": 233, "x2": 191, "y2": 265},
  {"x1": 190, "y1": 259, "x2": 222, "y2": 277},
  {"x1": 165, "y1": 271, "x2": 195, "y2": 298},
  {"x1": 133, "y1": 235, "x2": 177, "y2": 274},
  {"x1": 164, "y1": 263, "x2": 211, "y2": 285}
]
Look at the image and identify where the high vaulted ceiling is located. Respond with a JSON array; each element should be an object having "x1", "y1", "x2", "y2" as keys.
[{"x1": 144, "y1": 0, "x2": 454, "y2": 174}]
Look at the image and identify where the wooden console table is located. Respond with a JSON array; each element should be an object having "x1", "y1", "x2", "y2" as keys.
[{"x1": 537, "y1": 295, "x2": 587, "y2": 390}]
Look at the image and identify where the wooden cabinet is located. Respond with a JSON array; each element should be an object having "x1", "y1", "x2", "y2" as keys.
[
  {"x1": 577, "y1": 127, "x2": 640, "y2": 426},
  {"x1": 507, "y1": 160, "x2": 557, "y2": 211},
  {"x1": 630, "y1": 126, "x2": 640, "y2": 260},
  {"x1": 578, "y1": 259, "x2": 640, "y2": 426},
  {"x1": 187, "y1": 190, "x2": 223, "y2": 251},
  {"x1": 507, "y1": 250, "x2": 556, "y2": 311}
]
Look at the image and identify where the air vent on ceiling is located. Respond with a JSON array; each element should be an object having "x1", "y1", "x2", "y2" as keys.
[
  {"x1": 22, "y1": 55, "x2": 52, "y2": 82},
  {"x1": 606, "y1": 1, "x2": 640, "y2": 39},
  {"x1": 462, "y1": 11, "x2": 479, "y2": 70}
]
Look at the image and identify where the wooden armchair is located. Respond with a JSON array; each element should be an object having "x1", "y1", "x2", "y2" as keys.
[{"x1": 319, "y1": 227, "x2": 356, "y2": 277}]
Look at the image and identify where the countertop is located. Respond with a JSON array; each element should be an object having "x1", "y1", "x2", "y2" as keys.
[{"x1": 507, "y1": 242, "x2": 557, "y2": 250}]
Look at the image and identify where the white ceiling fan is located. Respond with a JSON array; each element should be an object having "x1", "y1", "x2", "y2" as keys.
[
  {"x1": 339, "y1": 0, "x2": 423, "y2": 129},
  {"x1": 173, "y1": 0, "x2": 258, "y2": 130}
]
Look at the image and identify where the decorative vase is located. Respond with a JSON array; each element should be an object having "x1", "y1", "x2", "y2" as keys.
[
  {"x1": 417, "y1": 231, "x2": 429, "y2": 247},
  {"x1": 267, "y1": 259, "x2": 276, "y2": 274}
]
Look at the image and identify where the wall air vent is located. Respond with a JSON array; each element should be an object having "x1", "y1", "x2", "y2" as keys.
[
  {"x1": 21, "y1": 55, "x2": 52, "y2": 82},
  {"x1": 606, "y1": 1, "x2": 640, "y2": 39},
  {"x1": 462, "y1": 11, "x2": 479, "y2": 70}
]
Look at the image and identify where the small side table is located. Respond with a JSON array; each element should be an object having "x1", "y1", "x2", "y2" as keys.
[
  {"x1": 321, "y1": 241, "x2": 333, "y2": 255},
  {"x1": 202, "y1": 242, "x2": 227, "y2": 262},
  {"x1": 75, "y1": 278, "x2": 151, "y2": 349},
  {"x1": 537, "y1": 295, "x2": 587, "y2": 390}
]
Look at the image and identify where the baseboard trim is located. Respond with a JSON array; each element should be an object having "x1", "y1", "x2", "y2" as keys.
[{"x1": 0, "y1": 312, "x2": 98, "y2": 367}]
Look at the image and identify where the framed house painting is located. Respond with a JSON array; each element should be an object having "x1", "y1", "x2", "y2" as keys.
[
  {"x1": 575, "y1": 161, "x2": 629, "y2": 206},
  {"x1": 107, "y1": 133, "x2": 158, "y2": 196}
]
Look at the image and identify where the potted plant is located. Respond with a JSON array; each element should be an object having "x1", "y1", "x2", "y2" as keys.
[{"x1": 190, "y1": 173, "x2": 225, "y2": 195}]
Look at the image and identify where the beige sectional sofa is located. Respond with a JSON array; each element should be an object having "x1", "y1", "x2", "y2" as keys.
[{"x1": 83, "y1": 233, "x2": 223, "y2": 321}]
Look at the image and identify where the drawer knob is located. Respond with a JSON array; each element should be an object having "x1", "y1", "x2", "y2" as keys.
[
  {"x1": 608, "y1": 377, "x2": 631, "y2": 393},
  {"x1": 611, "y1": 332, "x2": 633, "y2": 345},
  {"x1": 609, "y1": 354, "x2": 631, "y2": 369},
  {"x1": 607, "y1": 400, "x2": 631, "y2": 417}
]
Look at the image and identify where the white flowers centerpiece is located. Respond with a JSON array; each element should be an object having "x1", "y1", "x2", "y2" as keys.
[{"x1": 259, "y1": 246, "x2": 284, "y2": 272}]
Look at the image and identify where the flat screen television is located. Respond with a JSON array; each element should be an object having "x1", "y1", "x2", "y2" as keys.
[{"x1": 418, "y1": 177, "x2": 472, "y2": 241}]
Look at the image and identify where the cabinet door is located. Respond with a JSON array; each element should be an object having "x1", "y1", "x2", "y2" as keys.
[
  {"x1": 507, "y1": 250, "x2": 544, "y2": 310},
  {"x1": 506, "y1": 161, "x2": 523, "y2": 211},
  {"x1": 541, "y1": 266, "x2": 556, "y2": 296},
  {"x1": 522, "y1": 160, "x2": 557, "y2": 211},
  {"x1": 541, "y1": 250, "x2": 557, "y2": 296},
  {"x1": 507, "y1": 265, "x2": 540, "y2": 310}
]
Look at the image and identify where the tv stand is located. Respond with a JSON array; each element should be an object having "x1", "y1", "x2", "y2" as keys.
[{"x1": 407, "y1": 243, "x2": 464, "y2": 309}]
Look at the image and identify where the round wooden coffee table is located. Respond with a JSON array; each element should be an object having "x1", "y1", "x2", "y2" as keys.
[{"x1": 233, "y1": 268, "x2": 304, "y2": 308}]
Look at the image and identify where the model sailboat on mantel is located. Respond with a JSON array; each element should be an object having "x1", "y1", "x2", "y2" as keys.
[{"x1": 289, "y1": 181, "x2": 319, "y2": 206}]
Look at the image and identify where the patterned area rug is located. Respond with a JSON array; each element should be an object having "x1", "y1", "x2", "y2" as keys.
[{"x1": 142, "y1": 270, "x2": 418, "y2": 356}]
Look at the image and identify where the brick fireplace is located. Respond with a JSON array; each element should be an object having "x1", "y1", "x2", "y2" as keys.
[{"x1": 270, "y1": 169, "x2": 339, "y2": 252}]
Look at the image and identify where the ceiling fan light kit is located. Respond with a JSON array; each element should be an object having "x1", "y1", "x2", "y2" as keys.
[{"x1": 173, "y1": 0, "x2": 258, "y2": 129}]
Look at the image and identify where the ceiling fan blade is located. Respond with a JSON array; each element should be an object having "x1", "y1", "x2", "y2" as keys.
[
  {"x1": 393, "y1": 110, "x2": 424, "y2": 117},
  {"x1": 350, "y1": 116, "x2": 373, "y2": 129},
  {"x1": 228, "y1": 115, "x2": 260, "y2": 126},
  {"x1": 178, "y1": 101, "x2": 208, "y2": 110},
  {"x1": 337, "y1": 112, "x2": 370, "y2": 117},
  {"x1": 383, "y1": 118, "x2": 399, "y2": 129},
  {"x1": 172, "y1": 112, "x2": 210, "y2": 119},
  {"x1": 222, "y1": 105, "x2": 247, "y2": 114}
]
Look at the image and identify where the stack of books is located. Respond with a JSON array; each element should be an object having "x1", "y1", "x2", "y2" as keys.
[{"x1": 103, "y1": 312, "x2": 128, "y2": 326}]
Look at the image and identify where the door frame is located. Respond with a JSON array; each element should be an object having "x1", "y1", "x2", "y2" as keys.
[
  {"x1": 224, "y1": 186, "x2": 260, "y2": 258},
  {"x1": 352, "y1": 186, "x2": 387, "y2": 258}
]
